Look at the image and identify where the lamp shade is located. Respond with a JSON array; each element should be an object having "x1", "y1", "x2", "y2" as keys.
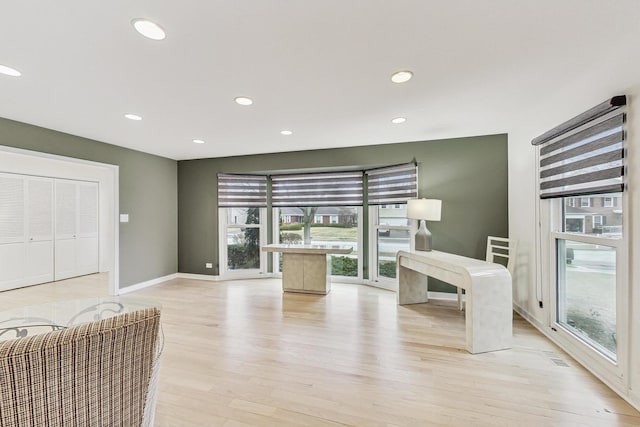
[{"x1": 407, "y1": 199, "x2": 442, "y2": 221}]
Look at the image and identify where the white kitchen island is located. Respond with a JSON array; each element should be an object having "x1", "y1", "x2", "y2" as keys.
[{"x1": 262, "y1": 244, "x2": 353, "y2": 294}]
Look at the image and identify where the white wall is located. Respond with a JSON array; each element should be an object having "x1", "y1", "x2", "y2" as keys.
[
  {"x1": 509, "y1": 88, "x2": 640, "y2": 410},
  {"x1": 508, "y1": 129, "x2": 541, "y2": 322},
  {"x1": 0, "y1": 146, "x2": 119, "y2": 294},
  {"x1": 626, "y1": 85, "x2": 640, "y2": 407}
]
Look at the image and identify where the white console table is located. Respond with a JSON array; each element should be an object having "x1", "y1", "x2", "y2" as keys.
[
  {"x1": 262, "y1": 244, "x2": 353, "y2": 294},
  {"x1": 397, "y1": 250, "x2": 512, "y2": 354}
]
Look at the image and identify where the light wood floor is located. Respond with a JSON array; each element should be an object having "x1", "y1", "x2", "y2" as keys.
[{"x1": 2, "y1": 274, "x2": 639, "y2": 426}]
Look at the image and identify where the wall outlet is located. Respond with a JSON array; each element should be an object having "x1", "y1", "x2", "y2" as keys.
[{"x1": 205, "y1": 263, "x2": 213, "y2": 269}]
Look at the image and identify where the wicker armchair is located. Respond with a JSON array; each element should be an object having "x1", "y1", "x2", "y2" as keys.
[{"x1": 0, "y1": 307, "x2": 161, "y2": 427}]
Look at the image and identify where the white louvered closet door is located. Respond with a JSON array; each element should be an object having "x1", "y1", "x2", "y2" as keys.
[
  {"x1": 0, "y1": 173, "x2": 26, "y2": 290},
  {"x1": 76, "y1": 182, "x2": 99, "y2": 276},
  {"x1": 54, "y1": 180, "x2": 78, "y2": 280},
  {"x1": 54, "y1": 179, "x2": 99, "y2": 280},
  {"x1": 0, "y1": 174, "x2": 54, "y2": 289},
  {"x1": 25, "y1": 177, "x2": 54, "y2": 285},
  {"x1": 0, "y1": 174, "x2": 97, "y2": 289}
]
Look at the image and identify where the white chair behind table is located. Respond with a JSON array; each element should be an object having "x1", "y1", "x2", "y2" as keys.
[{"x1": 457, "y1": 236, "x2": 517, "y2": 310}]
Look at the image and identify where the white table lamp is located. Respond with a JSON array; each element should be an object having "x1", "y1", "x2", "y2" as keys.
[{"x1": 407, "y1": 199, "x2": 442, "y2": 251}]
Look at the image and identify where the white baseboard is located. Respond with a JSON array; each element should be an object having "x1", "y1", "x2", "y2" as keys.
[
  {"x1": 176, "y1": 272, "x2": 221, "y2": 281},
  {"x1": 118, "y1": 273, "x2": 178, "y2": 295},
  {"x1": 217, "y1": 273, "x2": 277, "y2": 281},
  {"x1": 178, "y1": 272, "x2": 276, "y2": 281},
  {"x1": 629, "y1": 390, "x2": 640, "y2": 412},
  {"x1": 513, "y1": 301, "x2": 546, "y2": 329},
  {"x1": 429, "y1": 291, "x2": 458, "y2": 301}
]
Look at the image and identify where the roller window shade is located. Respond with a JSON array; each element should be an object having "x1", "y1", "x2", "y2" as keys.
[
  {"x1": 532, "y1": 96, "x2": 626, "y2": 199},
  {"x1": 271, "y1": 171, "x2": 363, "y2": 207},
  {"x1": 365, "y1": 163, "x2": 418, "y2": 205},
  {"x1": 217, "y1": 174, "x2": 267, "y2": 207}
]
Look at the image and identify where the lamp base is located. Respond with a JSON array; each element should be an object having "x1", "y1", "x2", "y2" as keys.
[{"x1": 415, "y1": 220, "x2": 433, "y2": 251}]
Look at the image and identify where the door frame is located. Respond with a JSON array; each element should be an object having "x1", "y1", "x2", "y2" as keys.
[{"x1": 0, "y1": 145, "x2": 120, "y2": 295}]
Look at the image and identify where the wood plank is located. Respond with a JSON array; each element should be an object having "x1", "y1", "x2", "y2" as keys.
[{"x1": 1, "y1": 274, "x2": 638, "y2": 426}]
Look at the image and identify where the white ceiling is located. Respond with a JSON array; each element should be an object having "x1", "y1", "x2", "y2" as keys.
[{"x1": 1, "y1": 1, "x2": 639, "y2": 161}]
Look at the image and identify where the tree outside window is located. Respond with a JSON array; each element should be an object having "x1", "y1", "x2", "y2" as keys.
[
  {"x1": 226, "y1": 207, "x2": 261, "y2": 270},
  {"x1": 243, "y1": 208, "x2": 260, "y2": 263}
]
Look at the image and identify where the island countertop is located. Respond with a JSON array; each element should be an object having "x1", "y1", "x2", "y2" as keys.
[{"x1": 261, "y1": 244, "x2": 353, "y2": 255}]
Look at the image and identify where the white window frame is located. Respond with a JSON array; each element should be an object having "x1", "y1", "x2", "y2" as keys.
[
  {"x1": 272, "y1": 207, "x2": 364, "y2": 282},
  {"x1": 540, "y1": 195, "x2": 629, "y2": 391},
  {"x1": 603, "y1": 197, "x2": 614, "y2": 208},
  {"x1": 580, "y1": 197, "x2": 591, "y2": 207},
  {"x1": 367, "y1": 205, "x2": 415, "y2": 291},
  {"x1": 218, "y1": 207, "x2": 267, "y2": 279},
  {"x1": 567, "y1": 198, "x2": 575, "y2": 207},
  {"x1": 330, "y1": 215, "x2": 339, "y2": 224},
  {"x1": 592, "y1": 214, "x2": 604, "y2": 227},
  {"x1": 314, "y1": 215, "x2": 322, "y2": 224}
]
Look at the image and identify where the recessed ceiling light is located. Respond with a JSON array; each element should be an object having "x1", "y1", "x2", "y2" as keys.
[
  {"x1": 132, "y1": 18, "x2": 166, "y2": 41},
  {"x1": 193, "y1": 139, "x2": 205, "y2": 144},
  {"x1": 280, "y1": 130, "x2": 293, "y2": 136},
  {"x1": 391, "y1": 70, "x2": 413, "y2": 83},
  {"x1": 391, "y1": 117, "x2": 407, "y2": 124},
  {"x1": 234, "y1": 96, "x2": 253, "y2": 106},
  {"x1": 0, "y1": 64, "x2": 21, "y2": 77},
  {"x1": 124, "y1": 113, "x2": 142, "y2": 121}
]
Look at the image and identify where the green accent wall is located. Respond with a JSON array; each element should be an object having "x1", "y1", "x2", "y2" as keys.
[
  {"x1": 178, "y1": 134, "x2": 508, "y2": 292},
  {"x1": 0, "y1": 117, "x2": 178, "y2": 288}
]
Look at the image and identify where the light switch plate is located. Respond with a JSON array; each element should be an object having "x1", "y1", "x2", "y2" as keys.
[
  {"x1": 205, "y1": 263, "x2": 213, "y2": 269},
  {"x1": 120, "y1": 214, "x2": 129, "y2": 223}
]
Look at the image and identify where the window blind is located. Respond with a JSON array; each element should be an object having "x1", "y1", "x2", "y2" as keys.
[
  {"x1": 365, "y1": 162, "x2": 418, "y2": 205},
  {"x1": 271, "y1": 171, "x2": 363, "y2": 207},
  {"x1": 217, "y1": 174, "x2": 267, "y2": 207},
  {"x1": 532, "y1": 96, "x2": 626, "y2": 199}
]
